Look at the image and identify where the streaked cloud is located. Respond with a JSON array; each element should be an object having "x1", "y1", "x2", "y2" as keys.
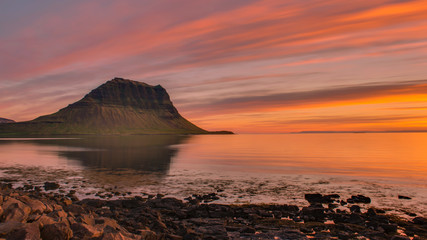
[{"x1": 1, "y1": 0, "x2": 427, "y2": 132}]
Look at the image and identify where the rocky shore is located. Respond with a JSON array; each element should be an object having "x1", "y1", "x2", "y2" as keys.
[{"x1": 0, "y1": 182, "x2": 426, "y2": 240}]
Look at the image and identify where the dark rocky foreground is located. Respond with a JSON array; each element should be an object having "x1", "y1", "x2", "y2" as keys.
[{"x1": 0, "y1": 183, "x2": 426, "y2": 239}]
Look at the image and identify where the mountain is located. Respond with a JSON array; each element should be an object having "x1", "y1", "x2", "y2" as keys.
[
  {"x1": 0, "y1": 78, "x2": 226, "y2": 135},
  {"x1": 0, "y1": 118, "x2": 15, "y2": 124}
]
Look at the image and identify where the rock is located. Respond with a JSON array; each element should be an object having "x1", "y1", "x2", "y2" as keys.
[
  {"x1": 366, "y1": 208, "x2": 377, "y2": 216},
  {"x1": 71, "y1": 222, "x2": 102, "y2": 239},
  {"x1": 328, "y1": 203, "x2": 338, "y2": 209},
  {"x1": 138, "y1": 230, "x2": 157, "y2": 240},
  {"x1": 17, "y1": 195, "x2": 47, "y2": 214},
  {"x1": 398, "y1": 195, "x2": 411, "y2": 200},
  {"x1": 78, "y1": 199, "x2": 106, "y2": 208},
  {"x1": 412, "y1": 217, "x2": 427, "y2": 225},
  {"x1": 64, "y1": 204, "x2": 85, "y2": 216},
  {"x1": 61, "y1": 198, "x2": 73, "y2": 206},
  {"x1": 300, "y1": 206, "x2": 325, "y2": 222},
  {"x1": 305, "y1": 193, "x2": 329, "y2": 203},
  {"x1": 0, "y1": 221, "x2": 24, "y2": 236},
  {"x1": 325, "y1": 194, "x2": 340, "y2": 199},
  {"x1": 2, "y1": 201, "x2": 31, "y2": 223},
  {"x1": 347, "y1": 213, "x2": 364, "y2": 224},
  {"x1": 239, "y1": 226, "x2": 256, "y2": 234},
  {"x1": 48, "y1": 209, "x2": 68, "y2": 219},
  {"x1": 99, "y1": 232, "x2": 136, "y2": 240},
  {"x1": 380, "y1": 223, "x2": 398, "y2": 234},
  {"x1": 347, "y1": 195, "x2": 371, "y2": 204},
  {"x1": 6, "y1": 222, "x2": 41, "y2": 240},
  {"x1": 44, "y1": 182, "x2": 60, "y2": 191},
  {"x1": 376, "y1": 209, "x2": 386, "y2": 214},
  {"x1": 40, "y1": 223, "x2": 73, "y2": 240},
  {"x1": 254, "y1": 229, "x2": 308, "y2": 240},
  {"x1": 304, "y1": 193, "x2": 340, "y2": 204},
  {"x1": 391, "y1": 236, "x2": 410, "y2": 240},
  {"x1": 35, "y1": 215, "x2": 56, "y2": 228},
  {"x1": 350, "y1": 205, "x2": 361, "y2": 213}
]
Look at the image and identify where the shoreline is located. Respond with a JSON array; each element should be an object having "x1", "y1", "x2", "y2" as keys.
[{"x1": 0, "y1": 182, "x2": 426, "y2": 239}]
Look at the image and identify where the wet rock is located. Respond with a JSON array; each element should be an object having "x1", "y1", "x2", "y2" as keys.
[
  {"x1": 391, "y1": 236, "x2": 411, "y2": 240},
  {"x1": 305, "y1": 193, "x2": 328, "y2": 204},
  {"x1": 64, "y1": 204, "x2": 86, "y2": 216},
  {"x1": 78, "y1": 199, "x2": 106, "y2": 208},
  {"x1": 347, "y1": 195, "x2": 371, "y2": 204},
  {"x1": 350, "y1": 205, "x2": 361, "y2": 213},
  {"x1": 120, "y1": 199, "x2": 142, "y2": 209},
  {"x1": 380, "y1": 223, "x2": 397, "y2": 234},
  {"x1": 328, "y1": 203, "x2": 339, "y2": 209},
  {"x1": 412, "y1": 217, "x2": 427, "y2": 225},
  {"x1": 239, "y1": 226, "x2": 256, "y2": 234},
  {"x1": 40, "y1": 223, "x2": 73, "y2": 240},
  {"x1": 138, "y1": 229, "x2": 157, "y2": 240},
  {"x1": 325, "y1": 194, "x2": 340, "y2": 201},
  {"x1": 44, "y1": 182, "x2": 60, "y2": 191},
  {"x1": 304, "y1": 193, "x2": 340, "y2": 204},
  {"x1": 99, "y1": 231, "x2": 136, "y2": 240},
  {"x1": 255, "y1": 229, "x2": 308, "y2": 240},
  {"x1": 301, "y1": 205, "x2": 325, "y2": 222},
  {"x1": 379, "y1": 210, "x2": 388, "y2": 215},
  {"x1": 398, "y1": 195, "x2": 411, "y2": 200},
  {"x1": 366, "y1": 208, "x2": 377, "y2": 217}
]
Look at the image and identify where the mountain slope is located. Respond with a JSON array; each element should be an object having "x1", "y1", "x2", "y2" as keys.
[
  {"x1": 0, "y1": 78, "x2": 210, "y2": 135},
  {"x1": 0, "y1": 118, "x2": 15, "y2": 124}
]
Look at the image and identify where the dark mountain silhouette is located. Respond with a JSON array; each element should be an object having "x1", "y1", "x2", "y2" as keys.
[
  {"x1": 0, "y1": 118, "x2": 15, "y2": 124},
  {"x1": 0, "y1": 78, "x2": 228, "y2": 135}
]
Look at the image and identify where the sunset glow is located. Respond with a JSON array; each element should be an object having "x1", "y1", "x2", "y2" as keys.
[{"x1": 1, "y1": 0, "x2": 427, "y2": 133}]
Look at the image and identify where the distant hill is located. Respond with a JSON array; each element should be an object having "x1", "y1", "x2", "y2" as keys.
[
  {"x1": 0, "y1": 78, "x2": 229, "y2": 135},
  {"x1": 0, "y1": 118, "x2": 15, "y2": 124}
]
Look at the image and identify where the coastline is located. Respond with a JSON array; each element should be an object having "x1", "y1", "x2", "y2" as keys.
[{"x1": 0, "y1": 182, "x2": 425, "y2": 239}]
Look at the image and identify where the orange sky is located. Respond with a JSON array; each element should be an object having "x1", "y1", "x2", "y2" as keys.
[{"x1": 1, "y1": 0, "x2": 427, "y2": 133}]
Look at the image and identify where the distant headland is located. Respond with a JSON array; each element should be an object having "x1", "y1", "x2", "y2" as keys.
[{"x1": 0, "y1": 78, "x2": 233, "y2": 136}]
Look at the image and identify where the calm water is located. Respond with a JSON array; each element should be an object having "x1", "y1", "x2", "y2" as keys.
[{"x1": 0, "y1": 133, "x2": 426, "y2": 217}]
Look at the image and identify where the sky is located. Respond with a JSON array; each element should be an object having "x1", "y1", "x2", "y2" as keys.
[{"x1": 1, "y1": 0, "x2": 427, "y2": 133}]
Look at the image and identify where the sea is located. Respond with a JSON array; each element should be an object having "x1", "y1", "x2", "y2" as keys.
[{"x1": 0, "y1": 133, "x2": 426, "y2": 218}]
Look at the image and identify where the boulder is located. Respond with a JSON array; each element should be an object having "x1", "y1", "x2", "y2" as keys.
[
  {"x1": 0, "y1": 221, "x2": 24, "y2": 236},
  {"x1": 412, "y1": 217, "x2": 427, "y2": 225},
  {"x1": 350, "y1": 205, "x2": 361, "y2": 213},
  {"x1": 6, "y1": 222, "x2": 40, "y2": 240},
  {"x1": 347, "y1": 195, "x2": 371, "y2": 204},
  {"x1": 300, "y1": 206, "x2": 325, "y2": 222},
  {"x1": 17, "y1": 195, "x2": 47, "y2": 214},
  {"x1": 40, "y1": 223, "x2": 73, "y2": 240},
  {"x1": 2, "y1": 201, "x2": 31, "y2": 223},
  {"x1": 35, "y1": 215, "x2": 56, "y2": 228},
  {"x1": 44, "y1": 182, "x2": 60, "y2": 191},
  {"x1": 398, "y1": 195, "x2": 411, "y2": 200},
  {"x1": 70, "y1": 222, "x2": 102, "y2": 239}
]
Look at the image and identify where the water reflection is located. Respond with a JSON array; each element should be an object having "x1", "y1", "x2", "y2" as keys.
[{"x1": 0, "y1": 135, "x2": 191, "y2": 174}]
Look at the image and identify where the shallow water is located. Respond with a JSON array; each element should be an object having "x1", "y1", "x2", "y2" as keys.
[{"x1": 0, "y1": 133, "x2": 426, "y2": 217}]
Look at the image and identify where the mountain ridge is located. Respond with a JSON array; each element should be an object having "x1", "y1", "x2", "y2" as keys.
[
  {"x1": 0, "y1": 118, "x2": 15, "y2": 124},
  {"x1": 0, "y1": 78, "x2": 231, "y2": 135}
]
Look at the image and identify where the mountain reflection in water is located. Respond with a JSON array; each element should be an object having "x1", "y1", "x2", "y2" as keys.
[{"x1": 1, "y1": 135, "x2": 191, "y2": 174}]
